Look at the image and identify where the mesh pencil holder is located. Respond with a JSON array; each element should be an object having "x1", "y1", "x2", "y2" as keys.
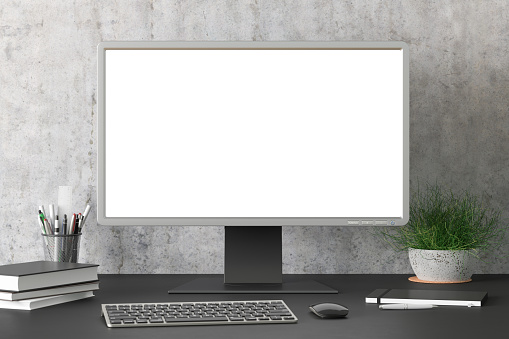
[{"x1": 42, "y1": 233, "x2": 82, "y2": 263}]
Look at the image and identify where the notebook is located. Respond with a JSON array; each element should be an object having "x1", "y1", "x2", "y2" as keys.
[{"x1": 366, "y1": 288, "x2": 488, "y2": 307}]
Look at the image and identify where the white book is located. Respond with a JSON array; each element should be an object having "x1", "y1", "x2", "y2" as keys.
[
  {"x1": 0, "y1": 281, "x2": 99, "y2": 301},
  {"x1": 0, "y1": 291, "x2": 94, "y2": 310}
]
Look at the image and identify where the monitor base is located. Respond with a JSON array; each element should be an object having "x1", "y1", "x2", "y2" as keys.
[{"x1": 168, "y1": 277, "x2": 338, "y2": 294}]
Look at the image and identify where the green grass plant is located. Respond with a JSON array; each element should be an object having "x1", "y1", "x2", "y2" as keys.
[{"x1": 376, "y1": 183, "x2": 506, "y2": 253}]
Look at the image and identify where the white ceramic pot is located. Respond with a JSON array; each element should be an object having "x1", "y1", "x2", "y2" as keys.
[{"x1": 408, "y1": 248, "x2": 474, "y2": 282}]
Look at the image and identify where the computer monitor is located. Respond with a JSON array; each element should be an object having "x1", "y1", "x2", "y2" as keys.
[{"x1": 97, "y1": 41, "x2": 409, "y2": 293}]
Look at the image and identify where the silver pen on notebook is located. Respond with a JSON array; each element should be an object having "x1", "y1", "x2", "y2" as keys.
[{"x1": 379, "y1": 304, "x2": 437, "y2": 310}]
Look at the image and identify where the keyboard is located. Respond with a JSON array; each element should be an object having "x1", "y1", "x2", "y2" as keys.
[{"x1": 101, "y1": 300, "x2": 298, "y2": 327}]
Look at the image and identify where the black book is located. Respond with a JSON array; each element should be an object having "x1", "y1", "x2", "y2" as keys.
[{"x1": 0, "y1": 261, "x2": 99, "y2": 292}]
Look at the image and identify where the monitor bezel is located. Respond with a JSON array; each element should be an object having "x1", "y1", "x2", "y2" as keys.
[{"x1": 97, "y1": 41, "x2": 409, "y2": 227}]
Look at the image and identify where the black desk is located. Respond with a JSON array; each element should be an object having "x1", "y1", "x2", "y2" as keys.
[{"x1": 2, "y1": 274, "x2": 508, "y2": 339}]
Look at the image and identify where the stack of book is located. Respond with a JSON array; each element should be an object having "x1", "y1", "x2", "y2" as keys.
[{"x1": 0, "y1": 261, "x2": 99, "y2": 310}]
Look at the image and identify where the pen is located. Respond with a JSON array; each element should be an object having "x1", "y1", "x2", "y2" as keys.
[
  {"x1": 82, "y1": 204, "x2": 91, "y2": 225},
  {"x1": 38, "y1": 211, "x2": 47, "y2": 234},
  {"x1": 76, "y1": 215, "x2": 82, "y2": 233},
  {"x1": 70, "y1": 213, "x2": 76, "y2": 234},
  {"x1": 38, "y1": 210, "x2": 45, "y2": 223},
  {"x1": 38, "y1": 214, "x2": 46, "y2": 234},
  {"x1": 74, "y1": 213, "x2": 81, "y2": 234},
  {"x1": 44, "y1": 219, "x2": 53, "y2": 235},
  {"x1": 54, "y1": 215, "x2": 61, "y2": 261},
  {"x1": 379, "y1": 304, "x2": 437, "y2": 310},
  {"x1": 62, "y1": 214, "x2": 67, "y2": 235},
  {"x1": 79, "y1": 205, "x2": 90, "y2": 233},
  {"x1": 54, "y1": 215, "x2": 60, "y2": 235},
  {"x1": 39, "y1": 206, "x2": 47, "y2": 221}
]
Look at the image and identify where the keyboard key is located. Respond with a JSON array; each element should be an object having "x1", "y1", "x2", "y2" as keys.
[
  {"x1": 268, "y1": 312, "x2": 292, "y2": 317},
  {"x1": 108, "y1": 310, "x2": 127, "y2": 315},
  {"x1": 164, "y1": 316, "x2": 229, "y2": 323},
  {"x1": 110, "y1": 316, "x2": 137, "y2": 321}
]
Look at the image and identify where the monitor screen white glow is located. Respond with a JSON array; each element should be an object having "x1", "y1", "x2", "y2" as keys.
[{"x1": 97, "y1": 41, "x2": 409, "y2": 226}]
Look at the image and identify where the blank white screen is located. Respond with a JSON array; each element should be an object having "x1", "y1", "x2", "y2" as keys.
[{"x1": 105, "y1": 49, "x2": 403, "y2": 218}]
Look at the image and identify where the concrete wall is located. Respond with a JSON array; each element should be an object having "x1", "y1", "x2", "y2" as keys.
[{"x1": 1, "y1": 1, "x2": 508, "y2": 273}]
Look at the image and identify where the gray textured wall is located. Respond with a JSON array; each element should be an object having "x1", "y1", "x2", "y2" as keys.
[{"x1": 1, "y1": 1, "x2": 508, "y2": 274}]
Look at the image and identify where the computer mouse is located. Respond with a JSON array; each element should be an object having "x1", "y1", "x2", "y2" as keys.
[{"x1": 309, "y1": 302, "x2": 349, "y2": 319}]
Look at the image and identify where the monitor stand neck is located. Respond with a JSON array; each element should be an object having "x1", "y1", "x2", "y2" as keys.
[
  {"x1": 168, "y1": 226, "x2": 338, "y2": 294},
  {"x1": 225, "y1": 226, "x2": 282, "y2": 284}
]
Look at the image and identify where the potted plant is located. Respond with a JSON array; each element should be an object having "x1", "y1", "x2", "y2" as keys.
[{"x1": 376, "y1": 183, "x2": 506, "y2": 283}]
